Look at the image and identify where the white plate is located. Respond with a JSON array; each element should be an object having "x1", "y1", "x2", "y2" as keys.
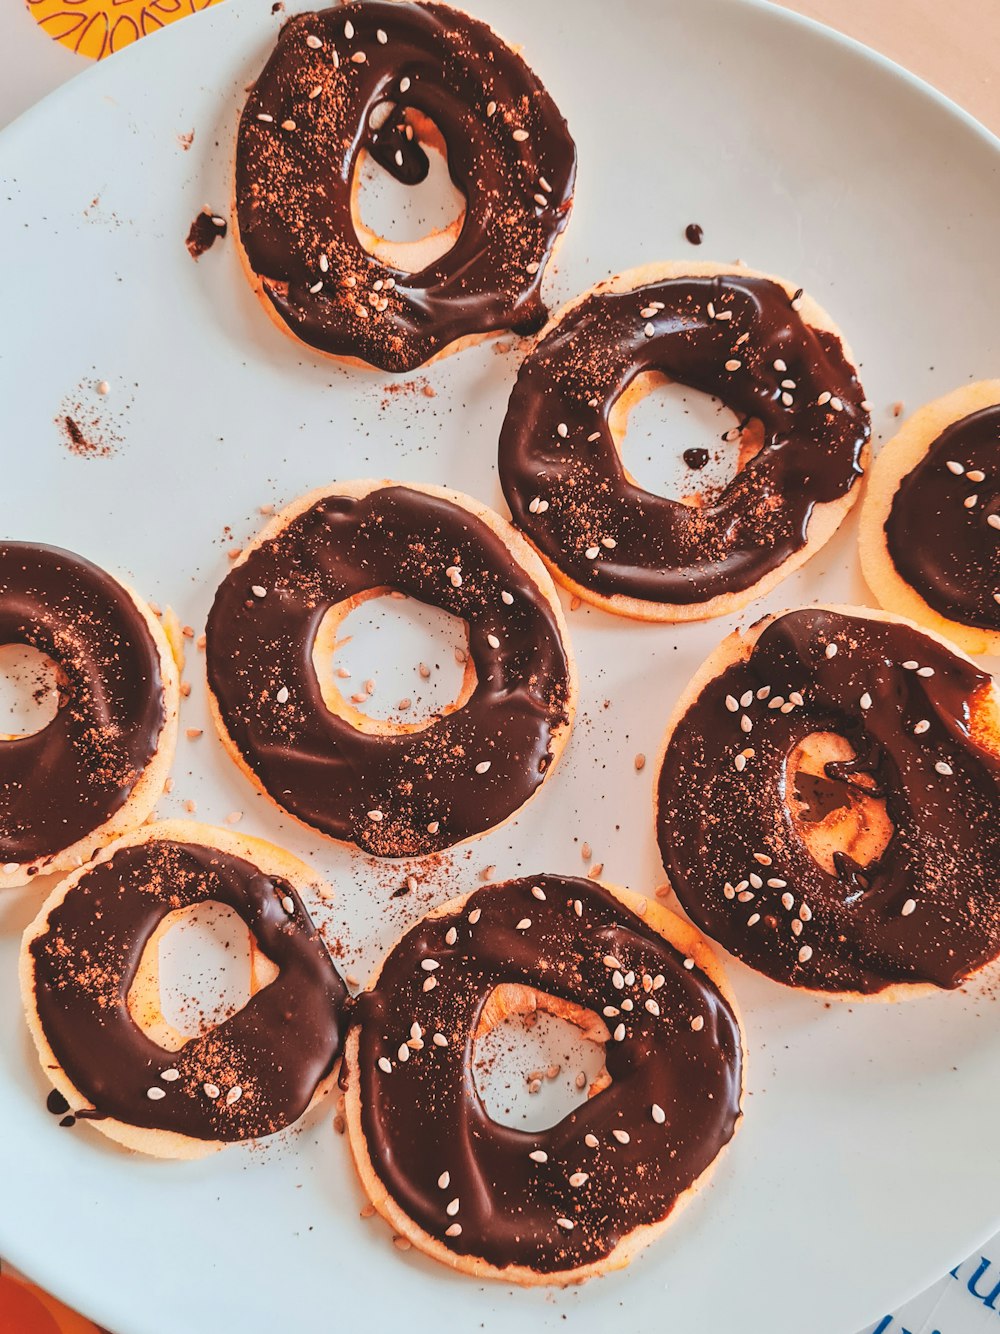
[{"x1": 1, "y1": 1, "x2": 999, "y2": 1330}]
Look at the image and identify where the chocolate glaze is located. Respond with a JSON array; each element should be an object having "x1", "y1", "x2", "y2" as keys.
[
  {"x1": 498, "y1": 273, "x2": 869, "y2": 605},
  {"x1": 886, "y1": 404, "x2": 1000, "y2": 631},
  {"x1": 235, "y1": 2, "x2": 576, "y2": 372},
  {"x1": 29, "y1": 839, "x2": 346, "y2": 1141},
  {"x1": 206, "y1": 486, "x2": 572, "y2": 857},
  {"x1": 351, "y1": 876, "x2": 742, "y2": 1272},
  {"x1": 185, "y1": 208, "x2": 227, "y2": 260},
  {"x1": 0, "y1": 544, "x2": 166, "y2": 867},
  {"x1": 657, "y1": 608, "x2": 1000, "y2": 993}
]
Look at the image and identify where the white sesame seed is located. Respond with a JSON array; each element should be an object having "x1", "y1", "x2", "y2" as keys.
[
  {"x1": 725, "y1": 694, "x2": 739, "y2": 712},
  {"x1": 445, "y1": 1223, "x2": 462, "y2": 1237},
  {"x1": 740, "y1": 690, "x2": 753, "y2": 707},
  {"x1": 603, "y1": 1005, "x2": 620, "y2": 1018},
  {"x1": 781, "y1": 892, "x2": 794, "y2": 910},
  {"x1": 737, "y1": 891, "x2": 754, "y2": 903},
  {"x1": 769, "y1": 878, "x2": 788, "y2": 890},
  {"x1": 780, "y1": 379, "x2": 796, "y2": 391},
  {"x1": 276, "y1": 685, "x2": 290, "y2": 704},
  {"x1": 378, "y1": 1057, "x2": 392, "y2": 1074},
  {"x1": 556, "y1": 422, "x2": 568, "y2": 438},
  {"x1": 281, "y1": 119, "x2": 297, "y2": 131},
  {"x1": 400, "y1": 76, "x2": 411, "y2": 92},
  {"x1": 486, "y1": 100, "x2": 497, "y2": 117},
  {"x1": 445, "y1": 927, "x2": 457, "y2": 946},
  {"x1": 798, "y1": 945, "x2": 813, "y2": 963},
  {"x1": 433, "y1": 1033, "x2": 448, "y2": 1047},
  {"x1": 160, "y1": 1068, "x2": 180, "y2": 1082},
  {"x1": 901, "y1": 898, "x2": 916, "y2": 917},
  {"x1": 256, "y1": 112, "x2": 274, "y2": 123},
  {"x1": 734, "y1": 753, "x2": 747, "y2": 772},
  {"x1": 621, "y1": 998, "x2": 634, "y2": 1011},
  {"x1": 309, "y1": 280, "x2": 324, "y2": 294},
  {"x1": 946, "y1": 460, "x2": 964, "y2": 475},
  {"x1": 368, "y1": 809, "x2": 384, "y2": 822},
  {"x1": 965, "y1": 494, "x2": 979, "y2": 509},
  {"x1": 147, "y1": 1086, "x2": 166, "y2": 1100},
  {"x1": 574, "y1": 900, "x2": 582, "y2": 916},
  {"x1": 725, "y1": 359, "x2": 741, "y2": 371},
  {"x1": 398, "y1": 1043, "x2": 410, "y2": 1062},
  {"x1": 902, "y1": 660, "x2": 919, "y2": 670},
  {"x1": 747, "y1": 913, "x2": 761, "y2": 926},
  {"x1": 825, "y1": 642, "x2": 838, "y2": 658},
  {"x1": 741, "y1": 714, "x2": 752, "y2": 733},
  {"x1": 486, "y1": 633, "x2": 500, "y2": 649},
  {"x1": 516, "y1": 918, "x2": 531, "y2": 931},
  {"x1": 691, "y1": 1015, "x2": 705, "y2": 1032},
  {"x1": 769, "y1": 697, "x2": 785, "y2": 709},
  {"x1": 723, "y1": 882, "x2": 736, "y2": 899},
  {"x1": 753, "y1": 853, "x2": 772, "y2": 865},
  {"x1": 585, "y1": 1133, "x2": 599, "y2": 1148},
  {"x1": 281, "y1": 895, "x2": 295, "y2": 915},
  {"x1": 501, "y1": 590, "x2": 514, "y2": 605},
  {"x1": 585, "y1": 545, "x2": 600, "y2": 559},
  {"x1": 988, "y1": 515, "x2": 1000, "y2": 530},
  {"x1": 935, "y1": 761, "x2": 953, "y2": 776},
  {"x1": 914, "y1": 719, "x2": 930, "y2": 734},
  {"x1": 860, "y1": 692, "x2": 872, "y2": 710},
  {"x1": 534, "y1": 193, "x2": 548, "y2": 207},
  {"x1": 529, "y1": 1149, "x2": 548, "y2": 1163},
  {"x1": 421, "y1": 960, "x2": 440, "y2": 973},
  {"x1": 203, "y1": 1082, "x2": 220, "y2": 1099},
  {"x1": 427, "y1": 821, "x2": 440, "y2": 834},
  {"x1": 791, "y1": 919, "x2": 803, "y2": 936},
  {"x1": 612, "y1": 1129, "x2": 630, "y2": 1144},
  {"x1": 475, "y1": 760, "x2": 492, "y2": 774},
  {"x1": 468, "y1": 907, "x2": 481, "y2": 924},
  {"x1": 422, "y1": 977, "x2": 437, "y2": 992},
  {"x1": 613, "y1": 1023, "x2": 626, "y2": 1042},
  {"x1": 774, "y1": 358, "x2": 787, "y2": 372},
  {"x1": 377, "y1": 27, "x2": 387, "y2": 42},
  {"x1": 446, "y1": 1198, "x2": 460, "y2": 1216},
  {"x1": 306, "y1": 33, "x2": 322, "y2": 48},
  {"x1": 817, "y1": 391, "x2": 831, "y2": 406},
  {"x1": 512, "y1": 128, "x2": 529, "y2": 142},
  {"x1": 557, "y1": 1218, "x2": 575, "y2": 1231},
  {"x1": 612, "y1": 970, "x2": 624, "y2": 989},
  {"x1": 438, "y1": 1171, "x2": 450, "y2": 1189},
  {"x1": 917, "y1": 666, "x2": 935, "y2": 677},
  {"x1": 226, "y1": 1086, "x2": 243, "y2": 1105},
  {"x1": 644, "y1": 322, "x2": 655, "y2": 338},
  {"x1": 603, "y1": 955, "x2": 622, "y2": 969},
  {"x1": 532, "y1": 885, "x2": 546, "y2": 900},
  {"x1": 251, "y1": 585, "x2": 267, "y2": 598},
  {"x1": 968, "y1": 470, "x2": 987, "y2": 483},
  {"x1": 800, "y1": 904, "x2": 812, "y2": 922},
  {"x1": 749, "y1": 873, "x2": 763, "y2": 889},
  {"x1": 569, "y1": 1172, "x2": 589, "y2": 1187},
  {"x1": 781, "y1": 392, "x2": 794, "y2": 407}
]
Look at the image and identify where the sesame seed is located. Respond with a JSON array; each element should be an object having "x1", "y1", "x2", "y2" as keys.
[
  {"x1": 747, "y1": 913, "x2": 761, "y2": 926},
  {"x1": 486, "y1": 99, "x2": 497, "y2": 117},
  {"x1": 800, "y1": 904, "x2": 812, "y2": 921},
  {"x1": 398, "y1": 1044, "x2": 410, "y2": 1062},
  {"x1": 557, "y1": 1218, "x2": 575, "y2": 1231},
  {"x1": 901, "y1": 898, "x2": 916, "y2": 916},
  {"x1": 378, "y1": 1057, "x2": 392, "y2": 1074},
  {"x1": 645, "y1": 999, "x2": 660, "y2": 1016},
  {"x1": 438, "y1": 1171, "x2": 450, "y2": 1189},
  {"x1": 789, "y1": 691, "x2": 805, "y2": 706},
  {"x1": 612, "y1": 970, "x2": 624, "y2": 989},
  {"x1": 516, "y1": 918, "x2": 531, "y2": 931},
  {"x1": 781, "y1": 392, "x2": 794, "y2": 407},
  {"x1": 421, "y1": 959, "x2": 439, "y2": 972},
  {"x1": 160, "y1": 1068, "x2": 180, "y2": 1082},
  {"x1": 226, "y1": 1086, "x2": 243, "y2": 1105},
  {"x1": 446, "y1": 1198, "x2": 460, "y2": 1216},
  {"x1": 691, "y1": 1016, "x2": 705, "y2": 1032},
  {"x1": 531, "y1": 885, "x2": 547, "y2": 901},
  {"x1": 817, "y1": 391, "x2": 831, "y2": 406},
  {"x1": 512, "y1": 128, "x2": 529, "y2": 141},
  {"x1": 281, "y1": 895, "x2": 295, "y2": 915},
  {"x1": 917, "y1": 666, "x2": 935, "y2": 677},
  {"x1": 445, "y1": 1223, "x2": 462, "y2": 1237},
  {"x1": 749, "y1": 873, "x2": 763, "y2": 889},
  {"x1": 947, "y1": 461, "x2": 965, "y2": 475},
  {"x1": 603, "y1": 1005, "x2": 620, "y2": 1018},
  {"x1": 612, "y1": 1129, "x2": 630, "y2": 1144},
  {"x1": 427, "y1": 821, "x2": 440, "y2": 834},
  {"x1": 147, "y1": 1086, "x2": 166, "y2": 1101},
  {"x1": 309, "y1": 280, "x2": 323, "y2": 294},
  {"x1": 769, "y1": 878, "x2": 788, "y2": 889},
  {"x1": 902, "y1": 660, "x2": 919, "y2": 670},
  {"x1": 501, "y1": 590, "x2": 514, "y2": 605},
  {"x1": 741, "y1": 714, "x2": 752, "y2": 733},
  {"x1": 585, "y1": 1133, "x2": 599, "y2": 1148},
  {"x1": 781, "y1": 892, "x2": 794, "y2": 910},
  {"x1": 306, "y1": 34, "x2": 322, "y2": 48},
  {"x1": 725, "y1": 695, "x2": 739, "y2": 712},
  {"x1": 574, "y1": 899, "x2": 583, "y2": 916},
  {"x1": 468, "y1": 908, "x2": 481, "y2": 924},
  {"x1": 569, "y1": 1172, "x2": 589, "y2": 1187},
  {"x1": 737, "y1": 891, "x2": 754, "y2": 903},
  {"x1": 281, "y1": 119, "x2": 297, "y2": 131},
  {"x1": 399, "y1": 76, "x2": 411, "y2": 92},
  {"x1": 423, "y1": 977, "x2": 437, "y2": 992},
  {"x1": 774, "y1": 358, "x2": 787, "y2": 372},
  {"x1": 475, "y1": 760, "x2": 492, "y2": 775},
  {"x1": 914, "y1": 719, "x2": 930, "y2": 734},
  {"x1": 529, "y1": 1149, "x2": 548, "y2": 1162},
  {"x1": 753, "y1": 853, "x2": 772, "y2": 865},
  {"x1": 860, "y1": 692, "x2": 872, "y2": 710},
  {"x1": 935, "y1": 761, "x2": 953, "y2": 775},
  {"x1": 613, "y1": 1023, "x2": 626, "y2": 1042},
  {"x1": 433, "y1": 1033, "x2": 448, "y2": 1047},
  {"x1": 965, "y1": 494, "x2": 979, "y2": 508},
  {"x1": 830, "y1": 396, "x2": 843, "y2": 411},
  {"x1": 769, "y1": 696, "x2": 785, "y2": 709},
  {"x1": 251, "y1": 585, "x2": 267, "y2": 598},
  {"x1": 734, "y1": 753, "x2": 747, "y2": 772},
  {"x1": 368, "y1": 810, "x2": 384, "y2": 822},
  {"x1": 585, "y1": 545, "x2": 600, "y2": 559},
  {"x1": 203, "y1": 1083, "x2": 220, "y2": 1099},
  {"x1": 309, "y1": 85, "x2": 323, "y2": 99},
  {"x1": 256, "y1": 112, "x2": 274, "y2": 123},
  {"x1": 526, "y1": 260, "x2": 540, "y2": 274},
  {"x1": 825, "y1": 643, "x2": 838, "y2": 658},
  {"x1": 377, "y1": 27, "x2": 387, "y2": 42},
  {"x1": 798, "y1": 945, "x2": 813, "y2": 963},
  {"x1": 791, "y1": 919, "x2": 803, "y2": 936},
  {"x1": 276, "y1": 685, "x2": 290, "y2": 704},
  {"x1": 725, "y1": 359, "x2": 741, "y2": 372},
  {"x1": 988, "y1": 515, "x2": 1000, "y2": 530}
]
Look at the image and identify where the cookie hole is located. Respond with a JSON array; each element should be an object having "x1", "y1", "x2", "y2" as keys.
[
  {"x1": 127, "y1": 903, "x2": 278, "y2": 1052},
  {"x1": 609, "y1": 371, "x2": 764, "y2": 507},
  {"x1": 472, "y1": 985, "x2": 610, "y2": 1133},
  {"x1": 788, "y1": 731, "x2": 893, "y2": 885},
  {"x1": 0, "y1": 644, "x2": 62, "y2": 740},
  {"x1": 352, "y1": 107, "x2": 466, "y2": 273},
  {"x1": 312, "y1": 588, "x2": 475, "y2": 733}
]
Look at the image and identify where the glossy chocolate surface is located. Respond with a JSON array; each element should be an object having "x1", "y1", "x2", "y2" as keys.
[
  {"x1": 29, "y1": 838, "x2": 346, "y2": 1140},
  {"x1": 352, "y1": 877, "x2": 742, "y2": 1271},
  {"x1": 886, "y1": 404, "x2": 1000, "y2": 631},
  {"x1": 657, "y1": 608, "x2": 1000, "y2": 992},
  {"x1": 0, "y1": 543, "x2": 165, "y2": 867},
  {"x1": 236, "y1": 2, "x2": 576, "y2": 371},
  {"x1": 499, "y1": 273, "x2": 869, "y2": 605},
  {"x1": 206, "y1": 486, "x2": 572, "y2": 857}
]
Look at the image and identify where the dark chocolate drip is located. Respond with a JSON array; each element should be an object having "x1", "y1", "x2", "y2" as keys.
[
  {"x1": 0, "y1": 543, "x2": 166, "y2": 865},
  {"x1": 684, "y1": 223, "x2": 704, "y2": 246},
  {"x1": 657, "y1": 608, "x2": 1000, "y2": 993},
  {"x1": 498, "y1": 274, "x2": 869, "y2": 605},
  {"x1": 366, "y1": 107, "x2": 430, "y2": 185},
  {"x1": 352, "y1": 876, "x2": 742, "y2": 1272},
  {"x1": 205, "y1": 486, "x2": 572, "y2": 857},
  {"x1": 885, "y1": 404, "x2": 1000, "y2": 630},
  {"x1": 235, "y1": 2, "x2": 576, "y2": 372},
  {"x1": 30, "y1": 839, "x2": 346, "y2": 1141}
]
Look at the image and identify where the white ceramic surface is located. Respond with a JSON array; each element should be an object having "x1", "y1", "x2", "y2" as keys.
[{"x1": 1, "y1": 2, "x2": 999, "y2": 1331}]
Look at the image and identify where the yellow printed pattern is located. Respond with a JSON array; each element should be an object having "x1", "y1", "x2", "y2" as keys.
[{"x1": 25, "y1": 0, "x2": 224, "y2": 60}]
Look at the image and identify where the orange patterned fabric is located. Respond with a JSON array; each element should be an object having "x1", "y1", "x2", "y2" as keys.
[
  {"x1": 24, "y1": 0, "x2": 225, "y2": 60},
  {"x1": 0, "y1": 1270, "x2": 106, "y2": 1334}
]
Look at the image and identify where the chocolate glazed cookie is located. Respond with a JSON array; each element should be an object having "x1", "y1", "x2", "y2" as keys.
[
  {"x1": 206, "y1": 482, "x2": 575, "y2": 858},
  {"x1": 234, "y1": 2, "x2": 576, "y2": 371},
  {"x1": 21, "y1": 822, "x2": 347, "y2": 1158},
  {"x1": 0, "y1": 543, "x2": 178, "y2": 887},
  {"x1": 498, "y1": 263, "x2": 871, "y2": 621},
  {"x1": 860, "y1": 381, "x2": 1000, "y2": 656},
  {"x1": 344, "y1": 876, "x2": 743, "y2": 1282},
  {"x1": 656, "y1": 605, "x2": 1000, "y2": 997}
]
